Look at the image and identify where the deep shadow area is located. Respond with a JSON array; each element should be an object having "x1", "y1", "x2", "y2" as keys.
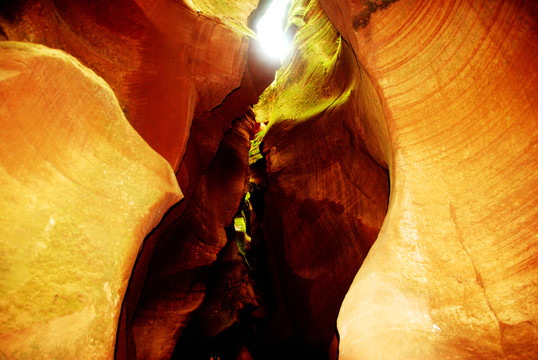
[
  {"x1": 0, "y1": 0, "x2": 31, "y2": 22},
  {"x1": 171, "y1": 184, "x2": 336, "y2": 360}
]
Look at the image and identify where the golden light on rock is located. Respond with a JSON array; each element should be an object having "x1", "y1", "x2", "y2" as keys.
[{"x1": 0, "y1": 0, "x2": 536, "y2": 359}]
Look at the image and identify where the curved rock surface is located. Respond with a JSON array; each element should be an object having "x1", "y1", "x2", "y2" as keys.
[
  {"x1": 118, "y1": 25, "x2": 276, "y2": 360},
  {"x1": 314, "y1": 0, "x2": 538, "y2": 358},
  {"x1": 131, "y1": 114, "x2": 254, "y2": 360},
  {"x1": 0, "y1": 41, "x2": 181, "y2": 359},
  {"x1": 253, "y1": 0, "x2": 389, "y2": 353},
  {"x1": 0, "y1": 0, "x2": 254, "y2": 170},
  {"x1": 1, "y1": 0, "x2": 537, "y2": 358},
  {"x1": 2, "y1": 1, "x2": 278, "y2": 359}
]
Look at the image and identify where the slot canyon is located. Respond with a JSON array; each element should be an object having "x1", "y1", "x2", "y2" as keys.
[{"x1": 0, "y1": 0, "x2": 536, "y2": 359}]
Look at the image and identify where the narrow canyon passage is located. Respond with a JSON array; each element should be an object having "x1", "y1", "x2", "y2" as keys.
[
  {"x1": 122, "y1": 1, "x2": 390, "y2": 358},
  {"x1": 0, "y1": 0, "x2": 537, "y2": 360}
]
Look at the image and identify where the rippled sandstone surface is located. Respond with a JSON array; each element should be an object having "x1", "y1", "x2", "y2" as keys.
[{"x1": 0, "y1": 41, "x2": 181, "y2": 359}]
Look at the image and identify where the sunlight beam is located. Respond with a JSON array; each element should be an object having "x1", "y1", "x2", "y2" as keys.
[{"x1": 255, "y1": 0, "x2": 291, "y2": 62}]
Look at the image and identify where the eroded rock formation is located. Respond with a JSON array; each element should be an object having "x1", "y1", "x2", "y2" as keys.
[
  {"x1": 0, "y1": 41, "x2": 180, "y2": 359},
  {"x1": 1, "y1": 0, "x2": 537, "y2": 359},
  {"x1": 0, "y1": 0, "x2": 255, "y2": 171},
  {"x1": 252, "y1": 0, "x2": 389, "y2": 353},
  {"x1": 0, "y1": 1, "x2": 267, "y2": 359},
  {"x1": 130, "y1": 113, "x2": 255, "y2": 360},
  {"x1": 315, "y1": 0, "x2": 538, "y2": 358}
]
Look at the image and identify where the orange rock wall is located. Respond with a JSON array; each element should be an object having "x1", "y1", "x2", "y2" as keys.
[
  {"x1": 315, "y1": 0, "x2": 538, "y2": 358},
  {"x1": 0, "y1": 0, "x2": 253, "y2": 170},
  {"x1": 0, "y1": 1, "x2": 265, "y2": 359},
  {"x1": 0, "y1": 41, "x2": 181, "y2": 359},
  {"x1": 2, "y1": 0, "x2": 536, "y2": 358}
]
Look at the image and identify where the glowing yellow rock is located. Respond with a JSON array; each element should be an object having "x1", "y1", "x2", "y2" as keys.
[{"x1": 0, "y1": 42, "x2": 182, "y2": 359}]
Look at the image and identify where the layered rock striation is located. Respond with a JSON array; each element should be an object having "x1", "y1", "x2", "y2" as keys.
[
  {"x1": 0, "y1": 41, "x2": 181, "y2": 359},
  {"x1": 315, "y1": 0, "x2": 538, "y2": 358},
  {"x1": 252, "y1": 0, "x2": 389, "y2": 354}
]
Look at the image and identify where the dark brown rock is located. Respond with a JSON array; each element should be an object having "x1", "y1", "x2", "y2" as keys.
[
  {"x1": 253, "y1": 0, "x2": 389, "y2": 353},
  {"x1": 131, "y1": 114, "x2": 255, "y2": 360}
]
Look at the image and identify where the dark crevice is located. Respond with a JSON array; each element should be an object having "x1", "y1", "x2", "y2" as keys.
[
  {"x1": 351, "y1": 0, "x2": 399, "y2": 30},
  {"x1": 0, "y1": 0, "x2": 32, "y2": 22}
]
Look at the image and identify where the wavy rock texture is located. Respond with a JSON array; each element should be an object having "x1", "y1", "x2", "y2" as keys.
[
  {"x1": 2, "y1": 0, "x2": 536, "y2": 359},
  {"x1": 119, "y1": 28, "x2": 276, "y2": 360},
  {"x1": 253, "y1": 0, "x2": 389, "y2": 354},
  {"x1": 314, "y1": 0, "x2": 538, "y2": 358},
  {"x1": 0, "y1": 0, "x2": 254, "y2": 170},
  {"x1": 0, "y1": 42, "x2": 181, "y2": 359},
  {"x1": 131, "y1": 114, "x2": 255, "y2": 360},
  {"x1": 1, "y1": 1, "x2": 277, "y2": 359}
]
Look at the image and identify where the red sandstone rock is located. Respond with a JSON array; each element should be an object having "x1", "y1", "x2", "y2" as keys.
[
  {"x1": 118, "y1": 31, "x2": 275, "y2": 358},
  {"x1": 3, "y1": 0, "x2": 535, "y2": 358},
  {"x1": 1, "y1": 2, "x2": 273, "y2": 357},
  {"x1": 131, "y1": 114, "x2": 255, "y2": 360},
  {"x1": 0, "y1": 41, "x2": 181, "y2": 359},
  {"x1": 315, "y1": 0, "x2": 538, "y2": 358},
  {"x1": 115, "y1": 42, "x2": 271, "y2": 360},
  {"x1": 0, "y1": 0, "x2": 253, "y2": 170},
  {"x1": 253, "y1": 0, "x2": 389, "y2": 352}
]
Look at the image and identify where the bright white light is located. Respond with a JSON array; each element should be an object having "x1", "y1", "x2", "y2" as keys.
[{"x1": 256, "y1": 0, "x2": 291, "y2": 62}]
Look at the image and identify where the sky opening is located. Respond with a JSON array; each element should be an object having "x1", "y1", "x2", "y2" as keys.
[{"x1": 255, "y1": 0, "x2": 291, "y2": 62}]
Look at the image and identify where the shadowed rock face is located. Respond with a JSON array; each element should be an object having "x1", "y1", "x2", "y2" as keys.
[
  {"x1": 131, "y1": 113, "x2": 255, "y2": 360},
  {"x1": 0, "y1": 0, "x2": 254, "y2": 171},
  {"x1": 252, "y1": 0, "x2": 389, "y2": 353},
  {"x1": 118, "y1": 38, "x2": 277, "y2": 360},
  {"x1": 1, "y1": 0, "x2": 537, "y2": 359}
]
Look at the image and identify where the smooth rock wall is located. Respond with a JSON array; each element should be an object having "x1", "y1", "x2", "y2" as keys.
[
  {"x1": 316, "y1": 0, "x2": 538, "y2": 358},
  {"x1": 0, "y1": 41, "x2": 181, "y2": 359}
]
